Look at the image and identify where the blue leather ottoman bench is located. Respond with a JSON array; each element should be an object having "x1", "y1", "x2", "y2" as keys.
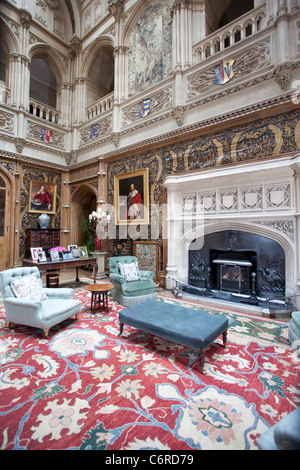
[{"x1": 118, "y1": 299, "x2": 229, "y2": 372}]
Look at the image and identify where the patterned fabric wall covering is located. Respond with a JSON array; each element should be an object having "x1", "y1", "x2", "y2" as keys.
[{"x1": 107, "y1": 109, "x2": 300, "y2": 237}]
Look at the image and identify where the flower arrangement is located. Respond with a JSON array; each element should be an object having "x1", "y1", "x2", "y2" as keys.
[{"x1": 49, "y1": 246, "x2": 66, "y2": 252}]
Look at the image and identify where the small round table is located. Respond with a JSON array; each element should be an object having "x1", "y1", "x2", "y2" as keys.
[{"x1": 85, "y1": 282, "x2": 114, "y2": 313}]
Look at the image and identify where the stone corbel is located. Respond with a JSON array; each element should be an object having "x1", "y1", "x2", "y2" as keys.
[
  {"x1": 274, "y1": 61, "x2": 292, "y2": 91},
  {"x1": 172, "y1": 106, "x2": 184, "y2": 127},
  {"x1": 65, "y1": 150, "x2": 78, "y2": 166},
  {"x1": 69, "y1": 35, "x2": 82, "y2": 59},
  {"x1": 108, "y1": 0, "x2": 125, "y2": 21},
  {"x1": 111, "y1": 132, "x2": 120, "y2": 148},
  {"x1": 19, "y1": 9, "x2": 32, "y2": 29},
  {"x1": 15, "y1": 137, "x2": 25, "y2": 153},
  {"x1": 45, "y1": 0, "x2": 59, "y2": 9}
]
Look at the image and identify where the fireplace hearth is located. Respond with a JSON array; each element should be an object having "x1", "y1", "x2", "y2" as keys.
[{"x1": 188, "y1": 230, "x2": 285, "y2": 305}]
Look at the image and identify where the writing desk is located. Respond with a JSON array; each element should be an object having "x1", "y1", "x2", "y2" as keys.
[{"x1": 22, "y1": 256, "x2": 98, "y2": 283}]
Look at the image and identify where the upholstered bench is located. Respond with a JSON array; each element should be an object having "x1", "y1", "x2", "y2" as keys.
[{"x1": 118, "y1": 299, "x2": 229, "y2": 372}]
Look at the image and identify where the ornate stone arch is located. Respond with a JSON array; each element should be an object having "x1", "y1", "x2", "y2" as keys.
[
  {"x1": 0, "y1": 16, "x2": 19, "y2": 55},
  {"x1": 121, "y1": 0, "x2": 173, "y2": 46},
  {"x1": 81, "y1": 36, "x2": 115, "y2": 78},
  {"x1": 28, "y1": 44, "x2": 68, "y2": 84}
]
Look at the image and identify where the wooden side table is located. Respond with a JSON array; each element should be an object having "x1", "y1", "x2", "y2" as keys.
[{"x1": 85, "y1": 282, "x2": 114, "y2": 313}]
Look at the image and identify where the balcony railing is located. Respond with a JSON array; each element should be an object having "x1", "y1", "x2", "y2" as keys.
[
  {"x1": 85, "y1": 92, "x2": 114, "y2": 120},
  {"x1": 193, "y1": 6, "x2": 267, "y2": 63},
  {"x1": 28, "y1": 98, "x2": 61, "y2": 125}
]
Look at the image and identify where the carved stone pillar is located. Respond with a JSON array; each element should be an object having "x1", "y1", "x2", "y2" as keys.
[
  {"x1": 58, "y1": 82, "x2": 72, "y2": 128},
  {"x1": 18, "y1": 9, "x2": 32, "y2": 112},
  {"x1": 7, "y1": 54, "x2": 20, "y2": 108},
  {"x1": 69, "y1": 36, "x2": 82, "y2": 125},
  {"x1": 171, "y1": 0, "x2": 193, "y2": 70}
]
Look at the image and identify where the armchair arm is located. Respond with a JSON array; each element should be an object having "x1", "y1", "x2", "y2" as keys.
[
  {"x1": 140, "y1": 270, "x2": 155, "y2": 281},
  {"x1": 43, "y1": 287, "x2": 74, "y2": 299},
  {"x1": 4, "y1": 297, "x2": 43, "y2": 327},
  {"x1": 4, "y1": 297, "x2": 42, "y2": 310},
  {"x1": 109, "y1": 273, "x2": 126, "y2": 286}
]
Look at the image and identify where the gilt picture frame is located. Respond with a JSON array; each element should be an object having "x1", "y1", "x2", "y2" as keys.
[
  {"x1": 114, "y1": 169, "x2": 149, "y2": 225},
  {"x1": 78, "y1": 246, "x2": 88, "y2": 258},
  {"x1": 29, "y1": 180, "x2": 57, "y2": 214}
]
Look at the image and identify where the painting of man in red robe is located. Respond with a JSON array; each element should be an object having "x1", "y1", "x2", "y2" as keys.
[
  {"x1": 29, "y1": 180, "x2": 57, "y2": 214},
  {"x1": 127, "y1": 183, "x2": 142, "y2": 219},
  {"x1": 116, "y1": 169, "x2": 149, "y2": 224}
]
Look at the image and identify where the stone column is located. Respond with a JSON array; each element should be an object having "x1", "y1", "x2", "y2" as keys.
[
  {"x1": 91, "y1": 251, "x2": 108, "y2": 279},
  {"x1": 171, "y1": 0, "x2": 193, "y2": 70}
]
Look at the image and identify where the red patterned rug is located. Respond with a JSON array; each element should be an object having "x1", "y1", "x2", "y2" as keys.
[{"x1": 0, "y1": 287, "x2": 299, "y2": 450}]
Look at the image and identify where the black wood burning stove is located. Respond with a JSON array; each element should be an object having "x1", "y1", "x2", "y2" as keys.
[{"x1": 188, "y1": 230, "x2": 285, "y2": 303}]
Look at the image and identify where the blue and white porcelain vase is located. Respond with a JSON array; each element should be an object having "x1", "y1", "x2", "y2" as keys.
[{"x1": 38, "y1": 213, "x2": 50, "y2": 229}]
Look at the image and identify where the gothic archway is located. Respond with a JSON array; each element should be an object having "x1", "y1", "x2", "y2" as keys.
[{"x1": 70, "y1": 185, "x2": 97, "y2": 249}]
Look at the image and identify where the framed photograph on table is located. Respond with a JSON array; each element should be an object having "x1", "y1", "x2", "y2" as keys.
[
  {"x1": 114, "y1": 169, "x2": 149, "y2": 225},
  {"x1": 133, "y1": 240, "x2": 161, "y2": 285},
  {"x1": 29, "y1": 180, "x2": 57, "y2": 214},
  {"x1": 50, "y1": 250, "x2": 60, "y2": 261},
  {"x1": 68, "y1": 245, "x2": 80, "y2": 258},
  {"x1": 37, "y1": 251, "x2": 47, "y2": 262},
  {"x1": 62, "y1": 250, "x2": 73, "y2": 260},
  {"x1": 78, "y1": 246, "x2": 88, "y2": 258},
  {"x1": 30, "y1": 247, "x2": 43, "y2": 261},
  {"x1": 71, "y1": 247, "x2": 80, "y2": 258}
]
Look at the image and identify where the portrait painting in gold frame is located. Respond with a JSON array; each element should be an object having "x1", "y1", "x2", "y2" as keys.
[{"x1": 114, "y1": 169, "x2": 149, "y2": 225}]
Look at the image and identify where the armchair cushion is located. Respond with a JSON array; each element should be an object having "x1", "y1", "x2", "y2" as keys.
[
  {"x1": 10, "y1": 274, "x2": 47, "y2": 301},
  {"x1": 118, "y1": 262, "x2": 141, "y2": 281}
]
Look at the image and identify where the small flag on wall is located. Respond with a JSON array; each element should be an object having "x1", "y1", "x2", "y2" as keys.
[
  {"x1": 139, "y1": 98, "x2": 151, "y2": 117},
  {"x1": 90, "y1": 123, "x2": 99, "y2": 139},
  {"x1": 214, "y1": 59, "x2": 235, "y2": 85},
  {"x1": 41, "y1": 128, "x2": 53, "y2": 143}
]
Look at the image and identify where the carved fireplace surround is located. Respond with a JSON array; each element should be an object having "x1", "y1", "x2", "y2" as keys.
[{"x1": 164, "y1": 154, "x2": 300, "y2": 312}]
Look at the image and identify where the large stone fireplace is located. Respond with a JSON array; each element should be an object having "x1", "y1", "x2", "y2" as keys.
[
  {"x1": 164, "y1": 155, "x2": 300, "y2": 314},
  {"x1": 188, "y1": 230, "x2": 285, "y2": 299}
]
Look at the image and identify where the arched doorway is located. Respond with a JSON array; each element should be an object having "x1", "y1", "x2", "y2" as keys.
[
  {"x1": 0, "y1": 169, "x2": 13, "y2": 270},
  {"x1": 70, "y1": 185, "x2": 97, "y2": 251}
]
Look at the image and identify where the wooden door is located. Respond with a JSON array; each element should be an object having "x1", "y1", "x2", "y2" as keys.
[{"x1": 0, "y1": 172, "x2": 11, "y2": 271}]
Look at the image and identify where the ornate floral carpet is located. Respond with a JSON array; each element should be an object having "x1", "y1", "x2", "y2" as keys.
[{"x1": 0, "y1": 287, "x2": 299, "y2": 451}]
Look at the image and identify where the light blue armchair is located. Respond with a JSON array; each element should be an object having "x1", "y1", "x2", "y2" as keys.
[
  {"x1": 107, "y1": 256, "x2": 157, "y2": 307},
  {"x1": 0, "y1": 267, "x2": 81, "y2": 338}
]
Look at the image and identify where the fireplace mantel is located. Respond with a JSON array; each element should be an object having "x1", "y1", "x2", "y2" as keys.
[{"x1": 164, "y1": 154, "x2": 300, "y2": 308}]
